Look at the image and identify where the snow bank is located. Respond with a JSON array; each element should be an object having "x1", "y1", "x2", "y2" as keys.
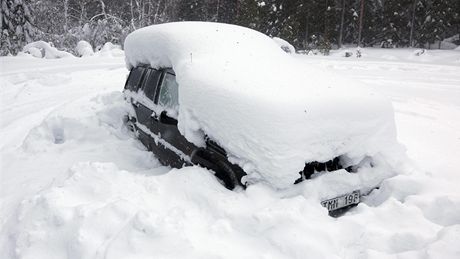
[
  {"x1": 124, "y1": 22, "x2": 402, "y2": 189},
  {"x1": 23, "y1": 46, "x2": 43, "y2": 58},
  {"x1": 8, "y1": 161, "x2": 460, "y2": 259},
  {"x1": 272, "y1": 36, "x2": 296, "y2": 53},
  {"x1": 97, "y1": 42, "x2": 124, "y2": 57},
  {"x1": 23, "y1": 41, "x2": 74, "y2": 59},
  {"x1": 75, "y1": 40, "x2": 94, "y2": 57}
]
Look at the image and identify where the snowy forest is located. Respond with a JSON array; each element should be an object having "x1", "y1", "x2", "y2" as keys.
[{"x1": 1, "y1": 0, "x2": 459, "y2": 56}]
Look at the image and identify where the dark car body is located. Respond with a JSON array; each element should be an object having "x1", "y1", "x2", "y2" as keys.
[{"x1": 123, "y1": 66, "x2": 247, "y2": 189}]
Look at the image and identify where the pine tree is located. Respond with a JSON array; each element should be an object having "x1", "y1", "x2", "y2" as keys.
[
  {"x1": 217, "y1": 0, "x2": 238, "y2": 24},
  {"x1": 1, "y1": 0, "x2": 35, "y2": 55},
  {"x1": 1, "y1": 0, "x2": 459, "y2": 55},
  {"x1": 381, "y1": 0, "x2": 413, "y2": 47}
]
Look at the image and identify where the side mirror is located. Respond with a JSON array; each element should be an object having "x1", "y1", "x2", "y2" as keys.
[{"x1": 159, "y1": 111, "x2": 178, "y2": 125}]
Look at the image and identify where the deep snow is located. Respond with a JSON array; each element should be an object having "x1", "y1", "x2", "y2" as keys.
[{"x1": 1, "y1": 48, "x2": 460, "y2": 259}]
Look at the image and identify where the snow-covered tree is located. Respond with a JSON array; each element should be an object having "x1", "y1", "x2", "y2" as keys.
[
  {"x1": 1, "y1": 0, "x2": 35, "y2": 55},
  {"x1": 1, "y1": 0, "x2": 459, "y2": 55}
]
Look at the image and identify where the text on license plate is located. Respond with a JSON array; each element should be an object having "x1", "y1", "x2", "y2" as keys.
[{"x1": 321, "y1": 190, "x2": 360, "y2": 211}]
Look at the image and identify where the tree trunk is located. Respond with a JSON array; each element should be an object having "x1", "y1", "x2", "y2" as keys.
[
  {"x1": 153, "y1": 0, "x2": 161, "y2": 24},
  {"x1": 130, "y1": 0, "x2": 136, "y2": 29},
  {"x1": 64, "y1": 0, "x2": 68, "y2": 32},
  {"x1": 357, "y1": 0, "x2": 365, "y2": 47},
  {"x1": 216, "y1": 0, "x2": 220, "y2": 22},
  {"x1": 338, "y1": 0, "x2": 346, "y2": 48},
  {"x1": 99, "y1": 0, "x2": 107, "y2": 19},
  {"x1": 324, "y1": 0, "x2": 328, "y2": 39},
  {"x1": 78, "y1": 3, "x2": 85, "y2": 26},
  {"x1": 409, "y1": 0, "x2": 417, "y2": 47},
  {"x1": 0, "y1": 1, "x2": 3, "y2": 30},
  {"x1": 303, "y1": 0, "x2": 309, "y2": 48}
]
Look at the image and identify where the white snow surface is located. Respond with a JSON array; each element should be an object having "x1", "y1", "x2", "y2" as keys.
[
  {"x1": 124, "y1": 22, "x2": 402, "y2": 188},
  {"x1": 1, "y1": 48, "x2": 460, "y2": 259}
]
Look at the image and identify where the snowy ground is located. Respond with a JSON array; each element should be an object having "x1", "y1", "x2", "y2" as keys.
[{"x1": 1, "y1": 48, "x2": 460, "y2": 259}]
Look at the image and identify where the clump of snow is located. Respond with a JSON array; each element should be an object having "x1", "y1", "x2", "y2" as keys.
[
  {"x1": 272, "y1": 36, "x2": 296, "y2": 53},
  {"x1": 24, "y1": 46, "x2": 43, "y2": 58},
  {"x1": 408, "y1": 49, "x2": 437, "y2": 62},
  {"x1": 100, "y1": 42, "x2": 120, "y2": 52},
  {"x1": 413, "y1": 49, "x2": 427, "y2": 56},
  {"x1": 331, "y1": 47, "x2": 369, "y2": 59},
  {"x1": 75, "y1": 40, "x2": 94, "y2": 57},
  {"x1": 22, "y1": 41, "x2": 74, "y2": 59},
  {"x1": 97, "y1": 42, "x2": 124, "y2": 57},
  {"x1": 343, "y1": 51, "x2": 353, "y2": 57},
  {"x1": 336, "y1": 49, "x2": 355, "y2": 58},
  {"x1": 356, "y1": 47, "x2": 363, "y2": 58},
  {"x1": 124, "y1": 22, "x2": 403, "y2": 189}
]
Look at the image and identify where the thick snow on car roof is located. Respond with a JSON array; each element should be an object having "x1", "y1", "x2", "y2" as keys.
[{"x1": 124, "y1": 22, "x2": 400, "y2": 189}]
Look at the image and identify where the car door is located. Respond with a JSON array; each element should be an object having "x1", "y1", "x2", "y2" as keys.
[
  {"x1": 124, "y1": 66, "x2": 147, "y2": 129},
  {"x1": 125, "y1": 66, "x2": 152, "y2": 148},
  {"x1": 151, "y1": 69, "x2": 196, "y2": 167},
  {"x1": 135, "y1": 68, "x2": 161, "y2": 130}
]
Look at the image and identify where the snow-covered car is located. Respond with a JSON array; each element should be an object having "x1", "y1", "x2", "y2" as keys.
[{"x1": 122, "y1": 22, "x2": 403, "y2": 214}]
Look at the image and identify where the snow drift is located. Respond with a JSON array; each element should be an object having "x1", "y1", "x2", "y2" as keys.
[
  {"x1": 22, "y1": 41, "x2": 74, "y2": 59},
  {"x1": 124, "y1": 22, "x2": 402, "y2": 189}
]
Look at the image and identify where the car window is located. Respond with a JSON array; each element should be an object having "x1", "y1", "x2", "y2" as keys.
[
  {"x1": 142, "y1": 68, "x2": 161, "y2": 100},
  {"x1": 125, "y1": 67, "x2": 144, "y2": 91},
  {"x1": 158, "y1": 72, "x2": 179, "y2": 110}
]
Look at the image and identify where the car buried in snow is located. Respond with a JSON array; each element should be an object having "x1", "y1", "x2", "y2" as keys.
[{"x1": 122, "y1": 22, "x2": 403, "y2": 215}]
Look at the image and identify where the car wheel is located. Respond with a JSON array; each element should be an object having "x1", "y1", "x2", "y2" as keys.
[{"x1": 215, "y1": 160, "x2": 241, "y2": 190}]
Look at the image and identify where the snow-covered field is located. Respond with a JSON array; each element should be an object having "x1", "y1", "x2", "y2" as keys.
[{"x1": 1, "y1": 48, "x2": 459, "y2": 259}]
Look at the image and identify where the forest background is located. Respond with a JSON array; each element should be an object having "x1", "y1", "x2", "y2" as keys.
[{"x1": 1, "y1": 0, "x2": 459, "y2": 56}]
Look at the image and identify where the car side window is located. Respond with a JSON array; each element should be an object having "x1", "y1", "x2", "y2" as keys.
[
  {"x1": 158, "y1": 72, "x2": 179, "y2": 110},
  {"x1": 142, "y1": 68, "x2": 161, "y2": 100},
  {"x1": 125, "y1": 67, "x2": 144, "y2": 91}
]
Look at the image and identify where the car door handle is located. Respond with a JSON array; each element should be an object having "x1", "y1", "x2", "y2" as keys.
[{"x1": 151, "y1": 112, "x2": 159, "y2": 121}]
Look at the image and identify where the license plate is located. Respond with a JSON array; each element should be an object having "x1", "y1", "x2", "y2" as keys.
[{"x1": 321, "y1": 190, "x2": 360, "y2": 211}]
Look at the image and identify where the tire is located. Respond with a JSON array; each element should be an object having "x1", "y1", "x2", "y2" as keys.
[
  {"x1": 190, "y1": 148, "x2": 246, "y2": 190},
  {"x1": 215, "y1": 160, "x2": 240, "y2": 190}
]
